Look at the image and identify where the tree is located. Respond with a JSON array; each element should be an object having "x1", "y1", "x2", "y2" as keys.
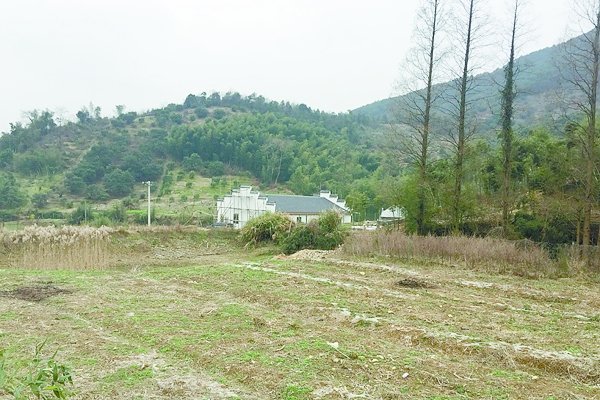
[
  {"x1": 446, "y1": 0, "x2": 490, "y2": 232},
  {"x1": 103, "y1": 169, "x2": 135, "y2": 197},
  {"x1": 182, "y1": 153, "x2": 203, "y2": 172},
  {"x1": 122, "y1": 152, "x2": 162, "y2": 182},
  {"x1": 558, "y1": 1, "x2": 600, "y2": 246},
  {"x1": 0, "y1": 174, "x2": 27, "y2": 209},
  {"x1": 31, "y1": 192, "x2": 49, "y2": 209},
  {"x1": 76, "y1": 108, "x2": 91, "y2": 123},
  {"x1": 391, "y1": 0, "x2": 448, "y2": 234},
  {"x1": 499, "y1": 0, "x2": 526, "y2": 236}
]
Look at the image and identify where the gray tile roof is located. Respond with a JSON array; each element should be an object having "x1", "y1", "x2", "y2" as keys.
[{"x1": 266, "y1": 194, "x2": 346, "y2": 214}]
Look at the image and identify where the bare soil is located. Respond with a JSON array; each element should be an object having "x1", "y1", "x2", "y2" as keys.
[{"x1": 1, "y1": 247, "x2": 599, "y2": 399}]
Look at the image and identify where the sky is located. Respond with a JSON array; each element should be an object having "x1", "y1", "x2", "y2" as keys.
[{"x1": 0, "y1": 0, "x2": 575, "y2": 133}]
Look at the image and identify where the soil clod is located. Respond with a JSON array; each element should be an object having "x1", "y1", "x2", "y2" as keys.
[{"x1": 395, "y1": 278, "x2": 434, "y2": 289}]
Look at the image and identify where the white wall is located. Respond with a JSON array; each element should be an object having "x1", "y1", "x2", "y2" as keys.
[{"x1": 216, "y1": 186, "x2": 275, "y2": 229}]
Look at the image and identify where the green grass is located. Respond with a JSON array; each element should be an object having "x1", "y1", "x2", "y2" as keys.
[{"x1": 101, "y1": 365, "x2": 154, "y2": 388}]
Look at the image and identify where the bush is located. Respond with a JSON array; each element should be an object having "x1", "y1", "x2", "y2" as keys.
[
  {"x1": 199, "y1": 214, "x2": 214, "y2": 227},
  {"x1": 68, "y1": 203, "x2": 94, "y2": 225},
  {"x1": 280, "y1": 223, "x2": 318, "y2": 255},
  {"x1": 212, "y1": 109, "x2": 226, "y2": 120},
  {"x1": 194, "y1": 107, "x2": 209, "y2": 118},
  {"x1": 107, "y1": 203, "x2": 126, "y2": 223},
  {"x1": 280, "y1": 210, "x2": 346, "y2": 255},
  {"x1": 133, "y1": 208, "x2": 155, "y2": 225},
  {"x1": 31, "y1": 192, "x2": 49, "y2": 209},
  {"x1": 240, "y1": 212, "x2": 295, "y2": 246}
]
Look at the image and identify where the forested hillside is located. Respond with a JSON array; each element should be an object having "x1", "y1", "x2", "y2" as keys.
[{"x1": 0, "y1": 93, "x2": 388, "y2": 224}]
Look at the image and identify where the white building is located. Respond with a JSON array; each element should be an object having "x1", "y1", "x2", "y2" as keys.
[
  {"x1": 216, "y1": 186, "x2": 351, "y2": 229},
  {"x1": 379, "y1": 207, "x2": 405, "y2": 221}
]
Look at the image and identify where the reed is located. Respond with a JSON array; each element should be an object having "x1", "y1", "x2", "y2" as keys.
[
  {"x1": 1, "y1": 225, "x2": 114, "y2": 270},
  {"x1": 342, "y1": 230, "x2": 558, "y2": 278}
]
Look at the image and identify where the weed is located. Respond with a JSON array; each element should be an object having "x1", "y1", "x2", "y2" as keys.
[{"x1": 0, "y1": 340, "x2": 73, "y2": 399}]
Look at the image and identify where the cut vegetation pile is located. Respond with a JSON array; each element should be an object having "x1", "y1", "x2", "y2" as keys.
[{"x1": 0, "y1": 237, "x2": 599, "y2": 399}]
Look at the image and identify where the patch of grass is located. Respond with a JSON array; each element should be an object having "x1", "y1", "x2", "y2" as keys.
[
  {"x1": 101, "y1": 365, "x2": 154, "y2": 388},
  {"x1": 0, "y1": 312, "x2": 19, "y2": 320},
  {"x1": 280, "y1": 384, "x2": 312, "y2": 400},
  {"x1": 491, "y1": 369, "x2": 526, "y2": 381}
]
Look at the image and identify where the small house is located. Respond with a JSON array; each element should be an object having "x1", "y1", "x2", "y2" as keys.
[{"x1": 216, "y1": 186, "x2": 351, "y2": 229}]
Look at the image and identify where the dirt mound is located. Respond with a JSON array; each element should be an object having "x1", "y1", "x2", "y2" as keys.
[{"x1": 278, "y1": 249, "x2": 337, "y2": 260}]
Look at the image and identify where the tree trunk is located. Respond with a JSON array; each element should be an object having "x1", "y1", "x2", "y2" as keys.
[{"x1": 453, "y1": 0, "x2": 475, "y2": 233}]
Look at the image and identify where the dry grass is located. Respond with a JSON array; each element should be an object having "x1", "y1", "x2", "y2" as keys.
[
  {"x1": 0, "y1": 225, "x2": 114, "y2": 270},
  {"x1": 0, "y1": 224, "x2": 238, "y2": 271},
  {"x1": 342, "y1": 230, "x2": 560, "y2": 278}
]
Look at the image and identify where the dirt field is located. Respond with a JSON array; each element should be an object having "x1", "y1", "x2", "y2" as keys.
[{"x1": 1, "y1": 246, "x2": 599, "y2": 399}]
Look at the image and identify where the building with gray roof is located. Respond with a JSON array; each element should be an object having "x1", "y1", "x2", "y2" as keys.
[{"x1": 216, "y1": 186, "x2": 351, "y2": 229}]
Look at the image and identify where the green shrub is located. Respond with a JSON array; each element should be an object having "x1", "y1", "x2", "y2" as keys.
[
  {"x1": 133, "y1": 208, "x2": 155, "y2": 225},
  {"x1": 240, "y1": 212, "x2": 295, "y2": 246},
  {"x1": 92, "y1": 215, "x2": 113, "y2": 227},
  {"x1": 107, "y1": 203, "x2": 126, "y2": 223},
  {"x1": 68, "y1": 203, "x2": 93, "y2": 225},
  {"x1": 280, "y1": 222, "x2": 318, "y2": 255},
  {"x1": 199, "y1": 214, "x2": 214, "y2": 227},
  {"x1": 280, "y1": 210, "x2": 346, "y2": 255},
  {"x1": 194, "y1": 106, "x2": 209, "y2": 118}
]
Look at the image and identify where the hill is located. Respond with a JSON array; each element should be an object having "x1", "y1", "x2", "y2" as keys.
[
  {"x1": 353, "y1": 38, "x2": 566, "y2": 136},
  {"x1": 0, "y1": 93, "x2": 385, "y2": 225}
]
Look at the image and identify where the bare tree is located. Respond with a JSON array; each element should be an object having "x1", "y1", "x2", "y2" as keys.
[
  {"x1": 445, "y1": 0, "x2": 491, "y2": 232},
  {"x1": 390, "y1": 0, "x2": 449, "y2": 234},
  {"x1": 558, "y1": 0, "x2": 600, "y2": 246}
]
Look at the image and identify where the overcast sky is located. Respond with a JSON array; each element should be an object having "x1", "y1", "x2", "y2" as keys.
[{"x1": 0, "y1": 0, "x2": 576, "y2": 133}]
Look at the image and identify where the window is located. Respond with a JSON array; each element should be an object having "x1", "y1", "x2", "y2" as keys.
[
  {"x1": 297, "y1": 216, "x2": 303, "y2": 223},
  {"x1": 233, "y1": 213, "x2": 239, "y2": 224}
]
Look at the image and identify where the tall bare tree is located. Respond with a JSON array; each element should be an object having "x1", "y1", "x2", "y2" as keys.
[
  {"x1": 559, "y1": 0, "x2": 600, "y2": 246},
  {"x1": 500, "y1": 0, "x2": 526, "y2": 236},
  {"x1": 446, "y1": 0, "x2": 490, "y2": 232},
  {"x1": 390, "y1": 0, "x2": 448, "y2": 234}
]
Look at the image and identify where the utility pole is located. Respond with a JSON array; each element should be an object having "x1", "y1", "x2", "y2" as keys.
[{"x1": 144, "y1": 181, "x2": 152, "y2": 226}]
